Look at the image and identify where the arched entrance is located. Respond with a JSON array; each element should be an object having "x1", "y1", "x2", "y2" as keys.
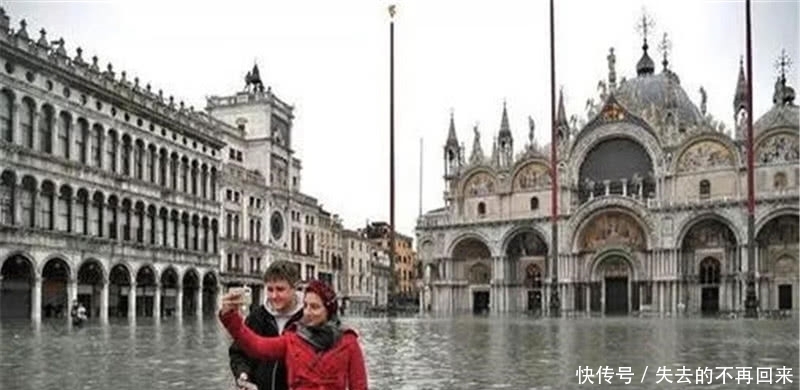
[
  {"x1": 451, "y1": 237, "x2": 492, "y2": 314},
  {"x1": 202, "y1": 272, "x2": 218, "y2": 316},
  {"x1": 77, "y1": 260, "x2": 104, "y2": 319},
  {"x1": 594, "y1": 255, "x2": 633, "y2": 315},
  {"x1": 698, "y1": 257, "x2": 721, "y2": 314},
  {"x1": 182, "y1": 269, "x2": 199, "y2": 317},
  {"x1": 1, "y1": 255, "x2": 34, "y2": 319},
  {"x1": 41, "y1": 257, "x2": 70, "y2": 320},
  {"x1": 577, "y1": 210, "x2": 646, "y2": 314},
  {"x1": 680, "y1": 218, "x2": 737, "y2": 315},
  {"x1": 136, "y1": 266, "x2": 156, "y2": 317},
  {"x1": 468, "y1": 262, "x2": 491, "y2": 314},
  {"x1": 757, "y1": 214, "x2": 799, "y2": 312},
  {"x1": 108, "y1": 264, "x2": 131, "y2": 318},
  {"x1": 505, "y1": 229, "x2": 547, "y2": 314},
  {"x1": 160, "y1": 267, "x2": 178, "y2": 317}
]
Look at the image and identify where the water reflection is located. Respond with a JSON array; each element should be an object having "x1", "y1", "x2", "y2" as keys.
[{"x1": 0, "y1": 316, "x2": 796, "y2": 389}]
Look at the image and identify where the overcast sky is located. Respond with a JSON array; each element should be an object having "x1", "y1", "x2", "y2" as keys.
[{"x1": 5, "y1": 0, "x2": 798, "y2": 239}]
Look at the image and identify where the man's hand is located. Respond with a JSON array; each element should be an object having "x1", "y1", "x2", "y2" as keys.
[
  {"x1": 220, "y1": 291, "x2": 245, "y2": 316},
  {"x1": 236, "y1": 372, "x2": 258, "y2": 390}
]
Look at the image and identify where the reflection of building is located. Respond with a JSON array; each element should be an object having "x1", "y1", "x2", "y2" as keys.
[
  {"x1": 364, "y1": 221, "x2": 419, "y2": 302},
  {"x1": 417, "y1": 28, "x2": 798, "y2": 316}
]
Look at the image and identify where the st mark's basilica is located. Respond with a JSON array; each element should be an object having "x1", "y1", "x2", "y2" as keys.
[{"x1": 416, "y1": 25, "x2": 798, "y2": 316}]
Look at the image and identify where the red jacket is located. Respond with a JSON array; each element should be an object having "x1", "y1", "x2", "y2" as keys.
[{"x1": 220, "y1": 310, "x2": 368, "y2": 390}]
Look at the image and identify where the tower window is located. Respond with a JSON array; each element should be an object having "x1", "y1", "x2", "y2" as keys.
[
  {"x1": 699, "y1": 179, "x2": 710, "y2": 199},
  {"x1": 530, "y1": 197, "x2": 539, "y2": 210},
  {"x1": 477, "y1": 202, "x2": 486, "y2": 216}
]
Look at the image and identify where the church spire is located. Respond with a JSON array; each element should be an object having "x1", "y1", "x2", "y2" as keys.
[
  {"x1": 446, "y1": 109, "x2": 459, "y2": 147},
  {"x1": 499, "y1": 100, "x2": 511, "y2": 137},
  {"x1": 556, "y1": 88, "x2": 568, "y2": 129},
  {"x1": 733, "y1": 56, "x2": 747, "y2": 113},
  {"x1": 635, "y1": 11, "x2": 655, "y2": 76}
]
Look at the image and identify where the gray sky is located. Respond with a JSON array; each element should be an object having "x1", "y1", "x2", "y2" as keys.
[{"x1": 5, "y1": 0, "x2": 798, "y2": 239}]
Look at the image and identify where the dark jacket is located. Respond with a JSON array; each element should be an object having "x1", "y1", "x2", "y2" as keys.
[{"x1": 229, "y1": 304, "x2": 304, "y2": 390}]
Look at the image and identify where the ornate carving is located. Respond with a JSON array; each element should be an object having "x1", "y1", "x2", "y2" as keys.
[
  {"x1": 774, "y1": 257, "x2": 796, "y2": 275},
  {"x1": 464, "y1": 172, "x2": 496, "y2": 197},
  {"x1": 677, "y1": 140, "x2": 734, "y2": 172},
  {"x1": 579, "y1": 211, "x2": 646, "y2": 251},
  {"x1": 468, "y1": 262, "x2": 491, "y2": 284},
  {"x1": 683, "y1": 220, "x2": 736, "y2": 248},
  {"x1": 601, "y1": 101, "x2": 625, "y2": 122},
  {"x1": 513, "y1": 163, "x2": 551, "y2": 191},
  {"x1": 757, "y1": 134, "x2": 799, "y2": 164},
  {"x1": 598, "y1": 257, "x2": 629, "y2": 277}
]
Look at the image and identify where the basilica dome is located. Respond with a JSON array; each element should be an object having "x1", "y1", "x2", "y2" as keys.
[{"x1": 615, "y1": 70, "x2": 705, "y2": 128}]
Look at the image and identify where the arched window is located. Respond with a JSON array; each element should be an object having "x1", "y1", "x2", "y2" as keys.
[
  {"x1": 477, "y1": 202, "x2": 486, "y2": 216},
  {"x1": 38, "y1": 106, "x2": 53, "y2": 154},
  {"x1": 57, "y1": 112, "x2": 70, "y2": 159},
  {"x1": 107, "y1": 131, "x2": 118, "y2": 173},
  {"x1": 0, "y1": 90, "x2": 12, "y2": 142},
  {"x1": 76, "y1": 119, "x2": 89, "y2": 164},
  {"x1": 20, "y1": 98, "x2": 34, "y2": 148},
  {"x1": 91, "y1": 124, "x2": 103, "y2": 168},
  {"x1": 530, "y1": 197, "x2": 539, "y2": 210},
  {"x1": 774, "y1": 172, "x2": 787, "y2": 190},
  {"x1": 699, "y1": 257, "x2": 720, "y2": 284},
  {"x1": 699, "y1": 179, "x2": 710, "y2": 199}
]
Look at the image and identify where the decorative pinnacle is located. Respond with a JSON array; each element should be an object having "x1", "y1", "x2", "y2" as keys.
[
  {"x1": 388, "y1": 4, "x2": 396, "y2": 18},
  {"x1": 636, "y1": 9, "x2": 654, "y2": 47},
  {"x1": 658, "y1": 32, "x2": 671, "y2": 70},
  {"x1": 775, "y1": 49, "x2": 792, "y2": 82}
]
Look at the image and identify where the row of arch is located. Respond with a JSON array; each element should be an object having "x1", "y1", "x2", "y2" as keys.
[
  {"x1": 441, "y1": 210, "x2": 795, "y2": 266},
  {"x1": 0, "y1": 170, "x2": 219, "y2": 253},
  {"x1": 458, "y1": 131, "x2": 794, "y2": 198},
  {"x1": 0, "y1": 253, "x2": 220, "y2": 319},
  {"x1": 0, "y1": 89, "x2": 218, "y2": 201}
]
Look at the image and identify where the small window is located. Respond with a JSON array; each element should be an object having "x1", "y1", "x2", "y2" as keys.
[
  {"x1": 477, "y1": 202, "x2": 486, "y2": 216},
  {"x1": 530, "y1": 197, "x2": 539, "y2": 210},
  {"x1": 774, "y1": 172, "x2": 787, "y2": 190},
  {"x1": 699, "y1": 179, "x2": 710, "y2": 198},
  {"x1": 238, "y1": 124, "x2": 245, "y2": 131}
]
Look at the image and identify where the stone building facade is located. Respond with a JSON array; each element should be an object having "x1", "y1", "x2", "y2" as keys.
[
  {"x1": 0, "y1": 12, "x2": 223, "y2": 323},
  {"x1": 417, "y1": 37, "x2": 798, "y2": 316},
  {"x1": 0, "y1": 10, "x2": 331, "y2": 323}
]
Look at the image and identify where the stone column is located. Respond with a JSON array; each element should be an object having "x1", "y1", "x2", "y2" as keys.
[
  {"x1": 128, "y1": 281, "x2": 137, "y2": 319},
  {"x1": 603, "y1": 180, "x2": 610, "y2": 196},
  {"x1": 671, "y1": 281, "x2": 677, "y2": 313},
  {"x1": 621, "y1": 179, "x2": 628, "y2": 196},
  {"x1": 100, "y1": 279, "x2": 109, "y2": 324},
  {"x1": 31, "y1": 276, "x2": 42, "y2": 324},
  {"x1": 585, "y1": 284, "x2": 591, "y2": 314},
  {"x1": 195, "y1": 284, "x2": 203, "y2": 318},
  {"x1": 175, "y1": 281, "x2": 183, "y2": 320},
  {"x1": 67, "y1": 276, "x2": 78, "y2": 319},
  {"x1": 153, "y1": 282, "x2": 161, "y2": 319}
]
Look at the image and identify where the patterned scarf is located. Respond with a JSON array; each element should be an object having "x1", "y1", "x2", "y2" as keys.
[{"x1": 296, "y1": 317, "x2": 343, "y2": 352}]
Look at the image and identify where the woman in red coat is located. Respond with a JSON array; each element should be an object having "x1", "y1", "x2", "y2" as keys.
[{"x1": 220, "y1": 280, "x2": 368, "y2": 390}]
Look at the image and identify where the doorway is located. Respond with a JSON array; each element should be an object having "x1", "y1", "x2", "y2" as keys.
[{"x1": 472, "y1": 291, "x2": 489, "y2": 314}]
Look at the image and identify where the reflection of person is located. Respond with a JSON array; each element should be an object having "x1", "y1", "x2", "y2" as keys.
[
  {"x1": 220, "y1": 280, "x2": 368, "y2": 390},
  {"x1": 229, "y1": 261, "x2": 304, "y2": 390}
]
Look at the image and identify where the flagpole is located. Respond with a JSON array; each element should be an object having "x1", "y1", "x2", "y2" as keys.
[
  {"x1": 548, "y1": 0, "x2": 561, "y2": 317},
  {"x1": 388, "y1": 4, "x2": 397, "y2": 317},
  {"x1": 743, "y1": 0, "x2": 758, "y2": 318}
]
